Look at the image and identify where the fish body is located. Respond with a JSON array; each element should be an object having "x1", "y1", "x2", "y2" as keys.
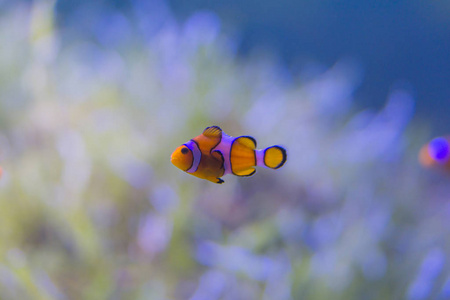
[
  {"x1": 171, "y1": 126, "x2": 286, "y2": 183},
  {"x1": 419, "y1": 136, "x2": 450, "y2": 171}
]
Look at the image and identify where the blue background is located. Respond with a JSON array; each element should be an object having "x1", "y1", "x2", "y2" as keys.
[{"x1": 56, "y1": 0, "x2": 450, "y2": 133}]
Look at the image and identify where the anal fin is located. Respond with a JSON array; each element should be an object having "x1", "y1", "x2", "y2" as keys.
[
  {"x1": 233, "y1": 167, "x2": 256, "y2": 177},
  {"x1": 205, "y1": 176, "x2": 225, "y2": 184}
]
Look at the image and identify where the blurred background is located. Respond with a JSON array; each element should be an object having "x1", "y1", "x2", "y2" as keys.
[{"x1": 0, "y1": 0, "x2": 450, "y2": 299}]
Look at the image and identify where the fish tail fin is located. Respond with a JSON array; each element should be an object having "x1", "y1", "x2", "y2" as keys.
[{"x1": 262, "y1": 145, "x2": 287, "y2": 169}]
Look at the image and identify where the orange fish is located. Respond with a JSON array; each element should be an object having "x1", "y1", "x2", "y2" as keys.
[
  {"x1": 171, "y1": 126, "x2": 287, "y2": 183},
  {"x1": 419, "y1": 136, "x2": 450, "y2": 171}
]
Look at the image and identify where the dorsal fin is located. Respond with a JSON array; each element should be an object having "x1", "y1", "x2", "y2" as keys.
[
  {"x1": 203, "y1": 126, "x2": 222, "y2": 138},
  {"x1": 235, "y1": 136, "x2": 257, "y2": 149}
]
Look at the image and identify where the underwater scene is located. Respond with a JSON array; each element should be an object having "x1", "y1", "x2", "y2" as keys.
[{"x1": 0, "y1": 0, "x2": 450, "y2": 299}]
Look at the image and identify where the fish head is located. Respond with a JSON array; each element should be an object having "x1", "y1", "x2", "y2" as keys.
[{"x1": 171, "y1": 144, "x2": 194, "y2": 171}]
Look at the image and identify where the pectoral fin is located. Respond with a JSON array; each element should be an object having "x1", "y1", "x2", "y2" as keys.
[{"x1": 211, "y1": 150, "x2": 225, "y2": 173}]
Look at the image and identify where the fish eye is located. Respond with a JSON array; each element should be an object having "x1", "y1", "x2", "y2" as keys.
[{"x1": 181, "y1": 147, "x2": 189, "y2": 154}]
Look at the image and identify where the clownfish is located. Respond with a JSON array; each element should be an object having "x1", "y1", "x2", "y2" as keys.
[
  {"x1": 419, "y1": 136, "x2": 450, "y2": 171},
  {"x1": 171, "y1": 126, "x2": 287, "y2": 183}
]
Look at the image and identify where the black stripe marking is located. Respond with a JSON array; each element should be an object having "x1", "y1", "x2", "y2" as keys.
[
  {"x1": 182, "y1": 143, "x2": 194, "y2": 172},
  {"x1": 276, "y1": 146, "x2": 287, "y2": 169},
  {"x1": 190, "y1": 139, "x2": 202, "y2": 172},
  {"x1": 263, "y1": 148, "x2": 267, "y2": 167},
  {"x1": 191, "y1": 139, "x2": 200, "y2": 150},
  {"x1": 209, "y1": 132, "x2": 222, "y2": 154},
  {"x1": 230, "y1": 137, "x2": 237, "y2": 175}
]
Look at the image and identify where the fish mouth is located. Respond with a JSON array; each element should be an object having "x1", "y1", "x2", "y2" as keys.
[
  {"x1": 171, "y1": 154, "x2": 191, "y2": 172},
  {"x1": 170, "y1": 152, "x2": 182, "y2": 166}
]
